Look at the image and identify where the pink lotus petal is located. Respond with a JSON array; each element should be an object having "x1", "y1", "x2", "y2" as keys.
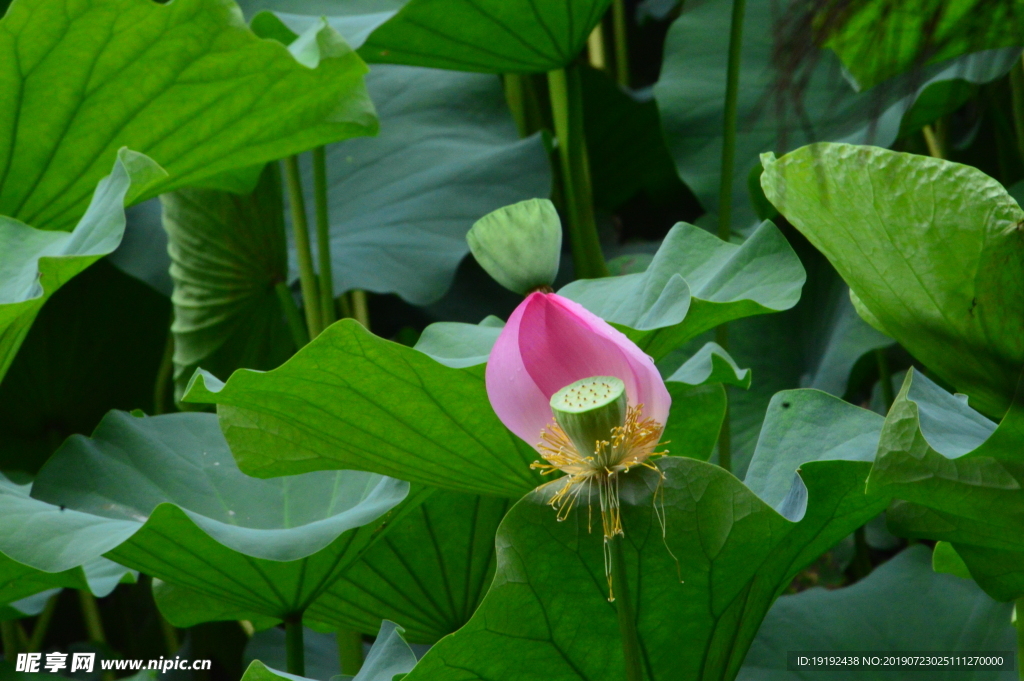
[
  {"x1": 486, "y1": 292, "x2": 671, "y2": 450},
  {"x1": 485, "y1": 293, "x2": 555, "y2": 447}
]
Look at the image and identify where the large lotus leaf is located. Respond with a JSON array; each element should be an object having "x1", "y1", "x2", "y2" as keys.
[
  {"x1": 0, "y1": 0, "x2": 376, "y2": 232},
  {"x1": 353, "y1": 0, "x2": 612, "y2": 73},
  {"x1": 825, "y1": 0, "x2": 1024, "y2": 90},
  {"x1": 0, "y1": 151, "x2": 164, "y2": 385},
  {"x1": 307, "y1": 490, "x2": 511, "y2": 644},
  {"x1": 739, "y1": 545, "x2": 1015, "y2": 680},
  {"x1": 242, "y1": 621, "x2": 417, "y2": 681},
  {"x1": 865, "y1": 369, "x2": 1024, "y2": 600},
  {"x1": 0, "y1": 475, "x2": 136, "y2": 604},
  {"x1": 720, "y1": 246, "x2": 893, "y2": 478},
  {"x1": 163, "y1": 164, "x2": 294, "y2": 397},
  {"x1": 184, "y1": 319, "x2": 541, "y2": 498},
  {"x1": 0, "y1": 411, "x2": 411, "y2": 623},
  {"x1": 653, "y1": 0, "x2": 1021, "y2": 230},
  {"x1": 560, "y1": 220, "x2": 805, "y2": 361},
  {"x1": 404, "y1": 391, "x2": 888, "y2": 681},
  {"x1": 934, "y1": 542, "x2": 1024, "y2": 603},
  {"x1": 293, "y1": 65, "x2": 550, "y2": 305},
  {"x1": 762, "y1": 143, "x2": 1024, "y2": 418}
]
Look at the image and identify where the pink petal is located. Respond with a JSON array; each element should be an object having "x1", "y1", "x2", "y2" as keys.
[
  {"x1": 485, "y1": 292, "x2": 671, "y2": 450},
  {"x1": 485, "y1": 293, "x2": 556, "y2": 448}
]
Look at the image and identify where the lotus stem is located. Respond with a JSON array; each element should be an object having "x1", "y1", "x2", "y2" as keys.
[
  {"x1": 610, "y1": 536, "x2": 644, "y2": 681},
  {"x1": 284, "y1": 156, "x2": 322, "y2": 339},
  {"x1": 1, "y1": 620, "x2": 19, "y2": 658},
  {"x1": 876, "y1": 348, "x2": 895, "y2": 411},
  {"x1": 153, "y1": 324, "x2": 174, "y2": 415},
  {"x1": 312, "y1": 146, "x2": 336, "y2": 328},
  {"x1": 612, "y1": 0, "x2": 629, "y2": 87},
  {"x1": 276, "y1": 282, "x2": 309, "y2": 349},
  {"x1": 337, "y1": 630, "x2": 364, "y2": 675},
  {"x1": 547, "y1": 66, "x2": 609, "y2": 280},
  {"x1": 285, "y1": 616, "x2": 305, "y2": 676}
]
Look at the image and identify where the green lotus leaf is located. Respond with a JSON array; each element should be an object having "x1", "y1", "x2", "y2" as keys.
[
  {"x1": 762, "y1": 143, "x2": 1024, "y2": 418},
  {"x1": 864, "y1": 369, "x2": 1024, "y2": 600},
  {"x1": 666, "y1": 342, "x2": 751, "y2": 389},
  {"x1": 0, "y1": 475, "x2": 136, "y2": 606},
  {"x1": 401, "y1": 387, "x2": 888, "y2": 679},
  {"x1": 560, "y1": 220, "x2": 805, "y2": 360},
  {"x1": 0, "y1": 152, "x2": 163, "y2": 384},
  {"x1": 0, "y1": 0, "x2": 376, "y2": 231},
  {"x1": 932, "y1": 543, "x2": 1024, "y2": 603},
  {"x1": 294, "y1": 65, "x2": 550, "y2": 305},
  {"x1": 412, "y1": 316, "x2": 504, "y2": 369},
  {"x1": 307, "y1": 491, "x2": 511, "y2": 644},
  {"x1": 0, "y1": 411, "x2": 412, "y2": 623},
  {"x1": 654, "y1": 0, "x2": 1020, "y2": 229},
  {"x1": 740, "y1": 545, "x2": 1014, "y2": 680},
  {"x1": 824, "y1": 0, "x2": 1024, "y2": 90},
  {"x1": 404, "y1": 390, "x2": 888, "y2": 681},
  {"x1": 162, "y1": 164, "x2": 294, "y2": 397},
  {"x1": 184, "y1": 319, "x2": 541, "y2": 498},
  {"x1": 355, "y1": 0, "x2": 612, "y2": 73}
]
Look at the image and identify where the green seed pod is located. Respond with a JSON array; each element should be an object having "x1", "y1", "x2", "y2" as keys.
[
  {"x1": 467, "y1": 198, "x2": 562, "y2": 295},
  {"x1": 550, "y1": 376, "x2": 627, "y2": 466}
]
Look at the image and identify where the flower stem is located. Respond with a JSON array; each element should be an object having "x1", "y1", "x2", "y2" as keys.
[
  {"x1": 285, "y1": 616, "x2": 305, "y2": 676},
  {"x1": 876, "y1": 348, "x2": 894, "y2": 411},
  {"x1": 502, "y1": 74, "x2": 545, "y2": 138},
  {"x1": 713, "y1": 0, "x2": 746, "y2": 475},
  {"x1": 548, "y1": 65, "x2": 609, "y2": 280},
  {"x1": 610, "y1": 536, "x2": 644, "y2": 681},
  {"x1": 153, "y1": 322, "x2": 174, "y2": 415},
  {"x1": 612, "y1": 0, "x2": 629, "y2": 87},
  {"x1": 337, "y1": 630, "x2": 364, "y2": 675},
  {"x1": 312, "y1": 146, "x2": 336, "y2": 328},
  {"x1": 350, "y1": 290, "x2": 370, "y2": 328},
  {"x1": 587, "y1": 24, "x2": 607, "y2": 70},
  {"x1": 78, "y1": 591, "x2": 107, "y2": 644},
  {"x1": 283, "y1": 156, "x2": 322, "y2": 339},
  {"x1": 275, "y1": 282, "x2": 310, "y2": 350}
]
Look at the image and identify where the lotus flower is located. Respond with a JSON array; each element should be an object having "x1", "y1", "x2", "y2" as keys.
[{"x1": 485, "y1": 292, "x2": 671, "y2": 539}]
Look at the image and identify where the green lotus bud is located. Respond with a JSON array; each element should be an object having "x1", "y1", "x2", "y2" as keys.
[
  {"x1": 550, "y1": 376, "x2": 627, "y2": 466},
  {"x1": 467, "y1": 198, "x2": 562, "y2": 295}
]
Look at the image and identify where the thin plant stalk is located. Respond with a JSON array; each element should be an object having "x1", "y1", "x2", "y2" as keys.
[
  {"x1": 275, "y1": 282, "x2": 310, "y2": 349},
  {"x1": 79, "y1": 591, "x2": 114, "y2": 681},
  {"x1": 283, "y1": 156, "x2": 322, "y2": 339},
  {"x1": 713, "y1": 0, "x2": 747, "y2": 474},
  {"x1": 922, "y1": 124, "x2": 944, "y2": 159},
  {"x1": 610, "y1": 536, "x2": 644, "y2": 681},
  {"x1": 285, "y1": 617, "x2": 305, "y2": 676},
  {"x1": 547, "y1": 66, "x2": 609, "y2": 280},
  {"x1": 350, "y1": 290, "x2": 370, "y2": 328},
  {"x1": 312, "y1": 146, "x2": 336, "y2": 328},
  {"x1": 27, "y1": 593, "x2": 60, "y2": 652},
  {"x1": 612, "y1": 0, "x2": 629, "y2": 87},
  {"x1": 153, "y1": 324, "x2": 174, "y2": 415},
  {"x1": 502, "y1": 74, "x2": 544, "y2": 138},
  {"x1": 337, "y1": 630, "x2": 364, "y2": 676},
  {"x1": 587, "y1": 24, "x2": 607, "y2": 70},
  {"x1": 78, "y1": 591, "x2": 107, "y2": 644},
  {"x1": 876, "y1": 348, "x2": 895, "y2": 411}
]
